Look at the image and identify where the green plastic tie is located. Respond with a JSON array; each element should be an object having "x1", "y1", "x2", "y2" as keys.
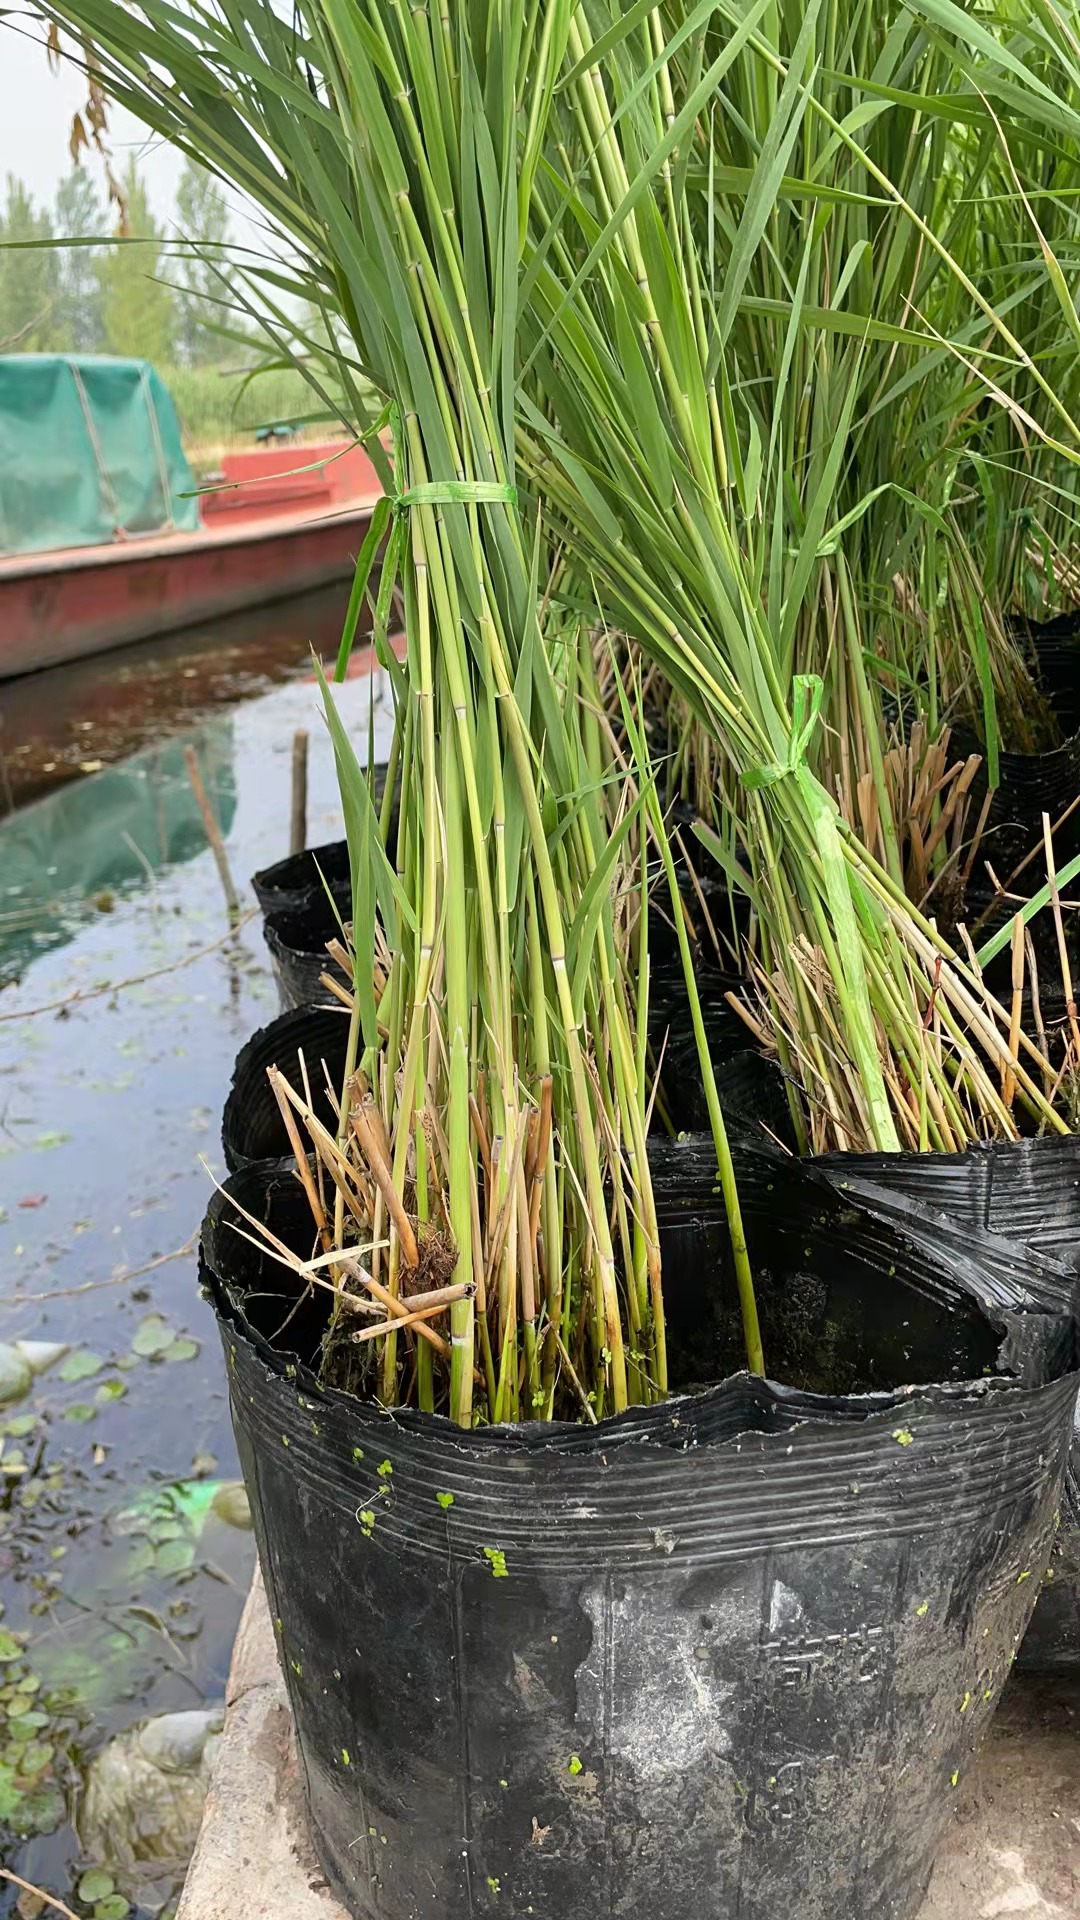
[{"x1": 391, "y1": 479, "x2": 518, "y2": 519}]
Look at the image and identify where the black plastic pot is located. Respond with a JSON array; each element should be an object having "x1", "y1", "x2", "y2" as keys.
[
  {"x1": 222, "y1": 1005, "x2": 353, "y2": 1172},
  {"x1": 264, "y1": 897, "x2": 348, "y2": 1011},
  {"x1": 1026, "y1": 608, "x2": 1080, "y2": 739},
  {"x1": 814, "y1": 1138, "x2": 1080, "y2": 1674},
  {"x1": 252, "y1": 838, "x2": 353, "y2": 918},
  {"x1": 251, "y1": 765, "x2": 397, "y2": 920},
  {"x1": 202, "y1": 1142, "x2": 1077, "y2": 1920}
]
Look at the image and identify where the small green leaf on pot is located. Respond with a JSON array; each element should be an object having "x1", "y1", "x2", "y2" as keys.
[
  {"x1": 567, "y1": 1755, "x2": 583, "y2": 1776},
  {"x1": 436, "y1": 1492, "x2": 454, "y2": 1510},
  {"x1": 0, "y1": 1632, "x2": 25, "y2": 1663},
  {"x1": 132, "y1": 1316, "x2": 173, "y2": 1358},
  {"x1": 377, "y1": 1459, "x2": 393, "y2": 1477},
  {"x1": 351, "y1": 1447, "x2": 364, "y2": 1462},
  {"x1": 341, "y1": 1749, "x2": 351, "y2": 1766},
  {"x1": 483, "y1": 1547, "x2": 508, "y2": 1578},
  {"x1": 58, "y1": 1350, "x2": 104, "y2": 1383},
  {"x1": 162, "y1": 1338, "x2": 199, "y2": 1364},
  {"x1": 486, "y1": 1877, "x2": 500, "y2": 1895},
  {"x1": 1017, "y1": 1569, "x2": 1031, "y2": 1583},
  {"x1": 915, "y1": 1602, "x2": 929, "y2": 1618},
  {"x1": 892, "y1": 1428, "x2": 914, "y2": 1447},
  {"x1": 358, "y1": 1509, "x2": 375, "y2": 1536}
]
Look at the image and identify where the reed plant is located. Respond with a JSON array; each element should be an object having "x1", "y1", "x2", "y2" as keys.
[
  {"x1": 36, "y1": 0, "x2": 769, "y2": 1420},
  {"x1": 37, "y1": 0, "x2": 1080, "y2": 1379},
  {"x1": 508, "y1": 0, "x2": 1080, "y2": 1148}
]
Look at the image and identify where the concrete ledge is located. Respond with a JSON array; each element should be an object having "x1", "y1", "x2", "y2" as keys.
[
  {"x1": 177, "y1": 1568, "x2": 345, "y2": 1920},
  {"x1": 180, "y1": 1568, "x2": 1080, "y2": 1920}
]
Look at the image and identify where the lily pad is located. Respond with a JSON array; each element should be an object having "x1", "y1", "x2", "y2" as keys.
[
  {"x1": 15, "y1": 1780, "x2": 64, "y2": 1834},
  {"x1": 63, "y1": 1403, "x2": 97, "y2": 1423},
  {"x1": 94, "y1": 1899, "x2": 130, "y2": 1920},
  {"x1": 131, "y1": 1316, "x2": 174, "y2": 1358},
  {"x1": 78, "y1": 1869, "x2": 115, "y2": 1903},
  {"x1": 96, "y1": 1380, "x2": 128, "y2": 1404},
  {"x1": 19, "y1": 1740, "x2": 53, "y2": 1775},
  {"x1": 162, "y1": 1338, "x2": 199, "y2": 1364},
  {"x1": 7, "y1": 1713, "x2": 48, "y2": 1740},
  {"x1": 3, "y1": 1416, "x2": 37, "y2": 1438},
  {"x1": 58, "y1": 1350, "x2": 105, "y2": 1384},
  {"x1": 0, "y1": 1761, "x2": 22, "y2": 1820},
  {"x1": 0, "y1": 1632, "x2": 25, "y2": 1664},
  {"x1": 210, "y1": 1482, "x2": 250, "y2": 1529}
]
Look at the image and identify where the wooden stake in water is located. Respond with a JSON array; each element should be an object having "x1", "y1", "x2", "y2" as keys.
[
  {"x1": 183, "y1": 743, "x2": 239, "y2": 922},
  {"x1": 290, "y1": 728, "x2": 309, "y2": 855}
]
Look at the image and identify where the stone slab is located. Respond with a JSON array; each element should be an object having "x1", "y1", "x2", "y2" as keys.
[{"x1": 179, "y1": 1568, "x2": 1080, "y2": 1920}]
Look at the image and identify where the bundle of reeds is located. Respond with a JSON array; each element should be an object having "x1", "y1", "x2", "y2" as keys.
[{"x1": 37, "y1": 0, "x2": 1080, "y2": 1419}]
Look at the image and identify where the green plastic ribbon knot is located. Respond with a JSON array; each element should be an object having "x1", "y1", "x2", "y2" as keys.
[{"x1": 743, "y1": 673, "x2": 825, "y2": 793}]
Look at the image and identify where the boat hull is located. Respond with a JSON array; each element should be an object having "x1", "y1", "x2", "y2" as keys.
[{"x1": 0, "y1": 503, "x2": 375, "y2": 681}]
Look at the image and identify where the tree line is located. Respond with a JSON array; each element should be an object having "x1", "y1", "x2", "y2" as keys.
[{"x1": 0, "y1": 156, "x2": 232, "y2": 368}]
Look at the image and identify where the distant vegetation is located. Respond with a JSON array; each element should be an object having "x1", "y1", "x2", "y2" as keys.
[
  {"x1": 0, "y1": 155, "x2": 329, "y2": 452},
  {"x1": 164, "y1": 365, "x2": 330, "y2": 454}
]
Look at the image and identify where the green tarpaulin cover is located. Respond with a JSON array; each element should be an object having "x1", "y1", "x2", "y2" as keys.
[{"x1": 0, "y1": 355, "x2": 198, "y2": 556}]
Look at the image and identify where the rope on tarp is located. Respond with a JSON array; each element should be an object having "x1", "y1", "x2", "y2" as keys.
[
  {"x1": 140, "y1": 363, "x2": 177, "y2": 531},
  {"x1": 70, "y1": 360, "x2": 124, "y2": 538}
]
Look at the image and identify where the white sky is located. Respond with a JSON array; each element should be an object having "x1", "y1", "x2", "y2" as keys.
[{"x1": 0, "y1": 11, "x2": 265, "y2": 251}]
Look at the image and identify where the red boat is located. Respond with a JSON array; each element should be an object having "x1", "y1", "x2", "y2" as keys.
[{"x1": 0, "y1": 356, "x2": 381, "y2": 682}]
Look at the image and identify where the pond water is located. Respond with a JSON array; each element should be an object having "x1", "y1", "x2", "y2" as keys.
[{"x1": 0, "y1": 596, "x2": 392, "y2": 1917}]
